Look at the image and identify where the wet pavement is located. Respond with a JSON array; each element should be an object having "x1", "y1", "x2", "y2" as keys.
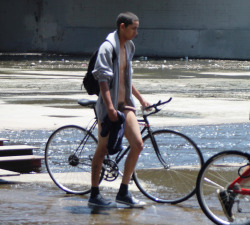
[
  {"x1": 0, "y1": 54, "x2": 250, "y2": 224},
  {"x1": 0, "y1": 173, "x2": 212, "y2": 225}
]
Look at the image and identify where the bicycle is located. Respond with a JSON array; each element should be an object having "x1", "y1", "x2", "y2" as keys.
[
  {"x1": 196, "y1": 150, "x2": 250, "y2": 225},
  {"x1": 45, "y1": 97, "x2": 204, "y2": 204}
]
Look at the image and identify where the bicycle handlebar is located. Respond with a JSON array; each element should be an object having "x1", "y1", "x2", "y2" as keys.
[{"x1": 143, "y1": 97, "x2": 172, "y2": 117}]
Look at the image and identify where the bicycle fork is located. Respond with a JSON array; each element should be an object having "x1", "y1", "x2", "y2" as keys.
[{"x1": 147, "y1": 129, "x2": 169, "y2": 169}]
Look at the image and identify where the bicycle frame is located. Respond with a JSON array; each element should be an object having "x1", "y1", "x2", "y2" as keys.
[
  {"x1": 86, "y1": 98, "x2": 173, "y2": 170},
  {"x1": 113, "y1": 114, "x2": 161, "y2": 166},
  {"x1": 228, "y1": 165, "x2": 250, "y2": 196},
  {"x1": 77, "y1": 119, "x2": 98, "y2": 154}
]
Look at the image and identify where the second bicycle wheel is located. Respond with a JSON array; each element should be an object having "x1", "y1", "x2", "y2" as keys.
[
  {"x1": 133, "y1": 129, "x2": 203, "y2": 203},
  {"x1": 45, "y1": 125, "x2": 97, "y2": 194},
  {"x1": 196, "y1": 151, "x2": 250, "y2": 225}
]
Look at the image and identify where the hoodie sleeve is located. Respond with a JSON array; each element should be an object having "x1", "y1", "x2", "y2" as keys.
[{"x1": 92, "y1": 41, "x2": 114, "y2": 83}]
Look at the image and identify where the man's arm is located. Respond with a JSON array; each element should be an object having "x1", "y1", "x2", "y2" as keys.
[
  {"x1": 132, "y1": 84, "x2": 150, "y2": 109},
  {"x1": 99, "y1": 81, "x2": 118, "y2": 122}
]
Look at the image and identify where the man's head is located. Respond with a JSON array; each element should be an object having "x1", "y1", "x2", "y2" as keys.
[{"x1": 116, "y1": 12, "x2": 139, "y2": 40}]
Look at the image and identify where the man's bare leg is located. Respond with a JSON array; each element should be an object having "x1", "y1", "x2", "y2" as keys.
[
  {"x1": 91, "y1": 122, "x2": 108, "y2": 187},
  {"x1": 122, "y1": 110, "x2": 143, "y2": 184},
  {"x1": 116, "y1": 110, "x2": 146, "y2": 207},
  {"x1": 88, "y1": 122, "x2": 117, "y2": 208}
]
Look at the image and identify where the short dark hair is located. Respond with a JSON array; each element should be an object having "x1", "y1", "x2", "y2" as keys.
[{"x1": 116, "y1": 12, "x2": 139, "y2": 31}]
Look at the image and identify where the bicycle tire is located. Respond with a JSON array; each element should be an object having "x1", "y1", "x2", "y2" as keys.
[
  {"x1": 133, "y1": 129, "x2": 204, "y2": 203},
  {"x1": 196, "y1": 150, "x2": 250, "y2": 225},
  {"x1": 45, "y1": 125, "x2": 98, "y2": 194}
]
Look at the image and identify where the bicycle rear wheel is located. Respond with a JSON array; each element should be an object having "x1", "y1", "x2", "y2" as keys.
[
  {"x1": 133, "y1": 129, "x2": 203, "y2": 203},
  {"x1": 45, "y1": 125, "x2": 97, "y2": 194},
  {"x1": 196, "y1": 151, "x2": 250, "y2": 225}
]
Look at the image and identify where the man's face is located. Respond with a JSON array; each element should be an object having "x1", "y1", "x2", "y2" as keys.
[{"x1": 122, "y1": 20, "x2": 139, "y2": 40}]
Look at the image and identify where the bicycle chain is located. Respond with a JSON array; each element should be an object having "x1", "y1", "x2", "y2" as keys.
[{"x1": 102, "y1": 159, "x2": 119, "y2": 181}]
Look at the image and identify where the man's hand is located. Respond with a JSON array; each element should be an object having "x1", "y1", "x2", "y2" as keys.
[
  {"x1": 108, "y1": 108, "x2": 118, "y2": 122},
  {"x1": 140, "y1": 99, "x2": 151, "y2": 111}
]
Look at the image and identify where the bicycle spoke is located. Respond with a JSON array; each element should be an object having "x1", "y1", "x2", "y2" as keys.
[
  {"x1": 204, "y1": 177, "x2": 225, "y2": 190},
  {"x1": 134, "y1": 129, "x2": 203, "y2": 203}
]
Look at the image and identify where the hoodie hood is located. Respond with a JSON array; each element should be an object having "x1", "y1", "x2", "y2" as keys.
[{"x1": 106, "y1": 30, "x2": 135, "y2": 59}]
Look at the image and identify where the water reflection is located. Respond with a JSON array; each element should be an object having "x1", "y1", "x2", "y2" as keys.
[{"x1": 0, "y1": 123, "x2": 249, "y2": 172}]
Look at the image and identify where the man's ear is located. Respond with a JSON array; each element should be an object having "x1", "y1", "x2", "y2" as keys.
[{"x1": 120, "y1": 23, "x2": 125, "y2": 31}]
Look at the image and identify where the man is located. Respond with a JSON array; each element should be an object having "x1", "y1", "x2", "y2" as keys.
[{"x1": 88, "y1": 12, "x2": 150, "y2": 208}]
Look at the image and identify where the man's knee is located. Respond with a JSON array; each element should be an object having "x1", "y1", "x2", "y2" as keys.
[{"x1": 132, "y1": 139, "x2": 144, "y2": 153}]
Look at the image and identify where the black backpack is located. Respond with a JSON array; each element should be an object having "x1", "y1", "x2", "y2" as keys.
[{"x1": 83, "y1": 41, "x2": 116, "y2": 96}]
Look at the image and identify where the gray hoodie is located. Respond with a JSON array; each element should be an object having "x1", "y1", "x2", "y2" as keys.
[{"x1": 93, "y1": 30, "x2": 136, "y2": 122}]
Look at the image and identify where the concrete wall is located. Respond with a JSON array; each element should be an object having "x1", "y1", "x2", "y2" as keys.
[{"x1": 1, "y1": 0, "x2": 250, "y2": 59}]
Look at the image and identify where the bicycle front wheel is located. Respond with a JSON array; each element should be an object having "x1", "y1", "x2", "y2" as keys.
[
  {"x1": 45, "y1": 125, "x2": 97, "y2": 194},
  {"x1": 133, "y1": 129, "x2": 203, "y2": 203},
  {"x1": 196, "y1": 151, "x2": 250, "y2": 225}
]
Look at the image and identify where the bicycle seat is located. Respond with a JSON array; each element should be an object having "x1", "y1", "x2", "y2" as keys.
[{"x1": 78, "y1": 99, "x2": 97, "y2": 107}]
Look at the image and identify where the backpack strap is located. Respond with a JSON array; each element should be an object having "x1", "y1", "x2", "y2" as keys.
[{"x1": 105, "y1": 40, "x2": 117, "y2": 63}]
